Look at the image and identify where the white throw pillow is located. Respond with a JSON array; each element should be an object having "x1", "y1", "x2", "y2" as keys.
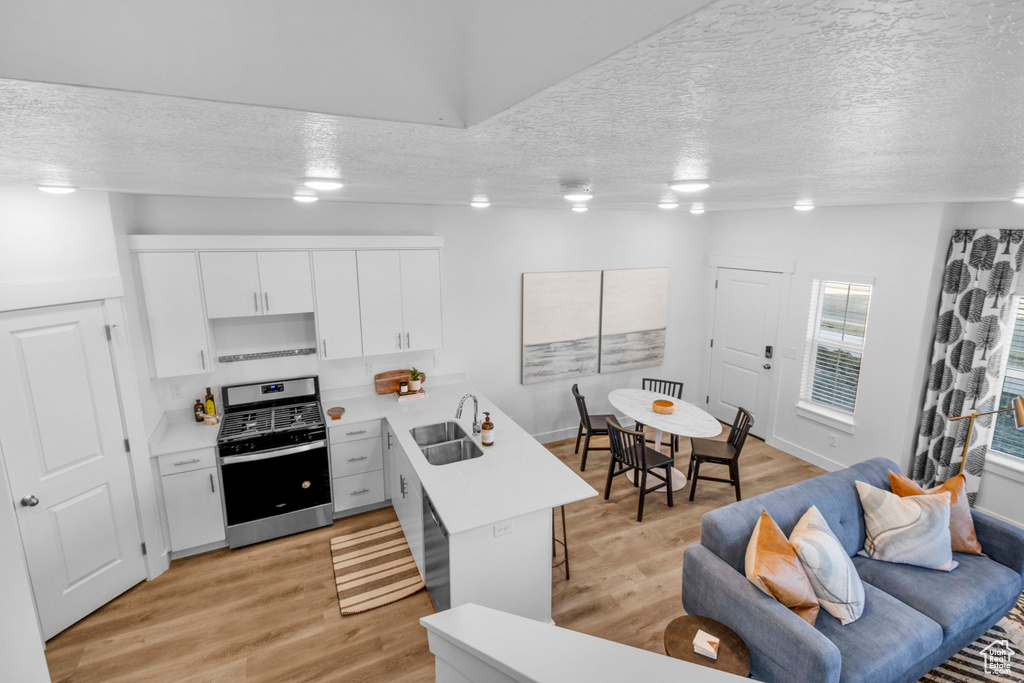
[
  {"x1": 789, "y1": 505, "x2": 866, "y2": 625},
  {"x1": 854, "y1": 481, "x2": 957, "y2": 572}
]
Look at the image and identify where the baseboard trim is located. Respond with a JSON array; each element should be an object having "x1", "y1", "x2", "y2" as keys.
[
  {"x1": 170, "y1": 539, "x2": 227, "y2": 561},
  {"x1": 974, "y1": 505, "x2": 1024, "y2": 530},
  {"x1": 766, "y1": 436, "x2": 845, "y2": 472},
  {"x1": 532, "y1": 414, "x2": 632, "y2": 445}
]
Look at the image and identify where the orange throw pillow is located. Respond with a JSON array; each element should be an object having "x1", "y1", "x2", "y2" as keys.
[
  {"x1": 745, "y1": 510, "x2": 820, "y2": 625},
  {"x1": 888, "y1": 471, "x2": 983, "y2": 555}
]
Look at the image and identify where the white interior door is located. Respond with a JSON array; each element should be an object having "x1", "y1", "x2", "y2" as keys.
[
  {"x1": 199, "y1": 251, "x2": 263, "y2": 318},
  {"x1": 707, "y1": 268, "x2": 782, "y2": 436},
  {"x1": 312, "y1": 250, "x2": 363, "y2": 360},
  {"x1": 0, "y1": 302, "x2": 146, "y2": 639},
  {"x1": 400, "y1": 249, "x2": 443, "y2": 352},
  {"x1": 356, "y1": 251, "x2": 405, "y2": 356},
  {"x1": 257, "y1": 251, "x2": 314, "y2": 315}
]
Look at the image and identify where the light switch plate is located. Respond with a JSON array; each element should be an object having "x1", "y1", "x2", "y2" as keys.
[
  {"x1": 494, "y1": 520, "x2": 513, "y2": 537},
  {"x1": 365, "y1": 362, "x2": 374, "y2": 375}
]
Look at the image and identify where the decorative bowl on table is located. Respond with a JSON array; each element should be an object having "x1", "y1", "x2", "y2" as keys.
[{"x1": 652, "y1": 400, "x2": 676, "y2": 415}]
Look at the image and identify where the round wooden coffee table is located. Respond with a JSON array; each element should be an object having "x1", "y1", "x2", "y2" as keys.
[{"x1": 664, "y1": 615, "x2": 750, "y2": 677}]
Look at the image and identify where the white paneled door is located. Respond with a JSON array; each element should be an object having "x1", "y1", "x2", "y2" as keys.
[
  {"x1": 707, "y1": 268, "x2": 782, "y2": 436},
  {"x1": 0, "y1": 302, "x2": 146, "y2": 639}
]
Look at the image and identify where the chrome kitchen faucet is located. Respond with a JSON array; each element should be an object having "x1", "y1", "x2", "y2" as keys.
[{"x1": 456, "y1": 394, "x2": 481, "y2": 436}]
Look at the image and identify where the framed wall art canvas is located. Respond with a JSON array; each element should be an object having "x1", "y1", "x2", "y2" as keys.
[
  {"x1": 521, "y1": 271, "x2": 602, "y2": 384},
  {"x1": 599, "y1": 267, "x2": 668, "y2": 373}
]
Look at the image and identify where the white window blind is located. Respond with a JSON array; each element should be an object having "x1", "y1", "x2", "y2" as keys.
[{"x1": 800, "y1": 280, "x2": 872, "y2": 414}]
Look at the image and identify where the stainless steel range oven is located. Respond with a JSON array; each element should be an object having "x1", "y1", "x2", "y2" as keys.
[{"x1": 217, "y1": 376, "x2": 332, "y2": 548}]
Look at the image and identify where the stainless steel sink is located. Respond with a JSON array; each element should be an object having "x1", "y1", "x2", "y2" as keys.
[
  {"x1": 421, "y1": 438, "x2": 484, "y2": 466},
  {"x1": 410, "y1": 421, "x2": 468, "y2": 448}
]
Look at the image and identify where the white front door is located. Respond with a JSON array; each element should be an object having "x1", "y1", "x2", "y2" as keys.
[
  {"x1": 707, "y1": 268, "x2": 782, "y2": 437},
  {"x1": 0, "y1": 301, "x2": 146, "y2": 639}
]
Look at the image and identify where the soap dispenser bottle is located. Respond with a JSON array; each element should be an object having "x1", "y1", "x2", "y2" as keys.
[{"x1": 481, "y1": 412, "x2": 494, "y2": 446}]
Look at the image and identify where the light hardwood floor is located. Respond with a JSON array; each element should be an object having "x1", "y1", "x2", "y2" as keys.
[{"x1": 45, "y1": 430, "x2": 824, "y2": 682}]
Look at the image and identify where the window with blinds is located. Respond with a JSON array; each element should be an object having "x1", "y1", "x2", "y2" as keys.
[
  {"x1": 990, "y1": 296, "x2": 1024, "y2": 460},
  {"x1": 800, "y1": 281, "x2": 872, "y2": 414}
]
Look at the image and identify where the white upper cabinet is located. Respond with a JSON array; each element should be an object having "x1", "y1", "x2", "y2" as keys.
[
  {"x1": 357, "y1": 251, "x2": 407, "y2": 356},
  {"x1": 257, "y1": 251, "x2": 315, "y2": 315},
  {"x1": 137, "y1": 252, "x2": 211, "y2": 377},
  {"x1": 400, "y1": 249, "x2": 443, "y2": 352},
  {"x1": 200, "y1": 251, "x2": 263, "y2": 318},
  {"x1": 199, "y1": 251, "x2": 313, "y2": 318},
  {"x1": 312, "y1": 251, "x2": 363, "y2": 360},
  {"x1": 356, "y1": 249, "x2": 443, "y2": 356}
]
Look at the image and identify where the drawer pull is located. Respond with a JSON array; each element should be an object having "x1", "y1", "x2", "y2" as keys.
[
  {"x1": 347, "y1": 456, "x2": 368, "y2": 462},
  {"x1": 345, "y1": 430, "x2": 367, "y2": 436},
  {"x1": 350, "y1": 488, "x2": 371, "y2": 496},
  {"x1": 174, "y1": 458, "x2": 201, "y2": 466}
]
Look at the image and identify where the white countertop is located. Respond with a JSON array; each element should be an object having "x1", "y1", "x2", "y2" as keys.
[
  {"x1": 322, "y1": 383, "x2": 598, "y2": 535},
  {"x1": 148, "y1": 411, "x2": 219, "y2": 456}
]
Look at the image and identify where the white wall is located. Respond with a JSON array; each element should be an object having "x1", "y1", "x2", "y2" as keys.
[
  {"x1": 126, "y1": 196, "x2": 711, "y2": 441},
  {"x1": 703, "y1": 203, "x2": 951, "y2": 474},
  {"x1": 0, "y1": 187, "x2": 122, "y2": 311}
]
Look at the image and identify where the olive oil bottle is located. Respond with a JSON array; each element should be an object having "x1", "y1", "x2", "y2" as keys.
[{"x1": 204, "y1": 387, "x2": 216, "y2": 416}]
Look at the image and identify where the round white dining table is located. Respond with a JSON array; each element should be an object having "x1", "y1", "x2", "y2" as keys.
[{"x1": 607, "y1": 388, "x2": 723, "y2": 491}]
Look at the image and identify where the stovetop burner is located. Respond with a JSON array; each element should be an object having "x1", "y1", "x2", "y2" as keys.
[{"x1": 219, "y1": 401, "x2": 324, "y2": 442}]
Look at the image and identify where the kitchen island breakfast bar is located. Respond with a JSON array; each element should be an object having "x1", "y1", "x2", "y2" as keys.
[{"x1": 149, "y1": 381, "x2": 597, "y2": 624}]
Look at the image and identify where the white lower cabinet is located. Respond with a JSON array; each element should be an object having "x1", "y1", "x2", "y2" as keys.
[
  {"x1": 388, "y1": 420, "x2": 424, "y2": 576},
  {"x1": 160, "y1": 459, "x2": 226, "y2": 553},
  {"x1": 330, "y1": 420, "x2": 388, "y2": 515}
]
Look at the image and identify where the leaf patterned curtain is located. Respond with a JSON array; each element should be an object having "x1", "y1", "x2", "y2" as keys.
[{"x1": 912, "y1": 228, "x2": 1024, "y2": 504}]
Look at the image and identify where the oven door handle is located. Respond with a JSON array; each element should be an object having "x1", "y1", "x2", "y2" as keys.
[{"x1": 221, "y1": 440, "x2": 327, "y2": 465}]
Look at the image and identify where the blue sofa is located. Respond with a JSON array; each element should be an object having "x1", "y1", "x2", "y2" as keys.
[{"x1": 681, "y1": 458, "x2": 1024, "y2": 683}]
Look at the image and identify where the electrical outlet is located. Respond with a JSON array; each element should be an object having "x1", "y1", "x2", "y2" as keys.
[
  {"x1": 170, "y1": 384, "x2": 184, "y2": 399},
  {"x1": 828, "y1": 434, "x2": 838, "y2": 448},
  {"x1": 493, "y1": 520, "x2": 513, "y2": 537},
  {"x1": 433, "y1": 352, "x2": 441, "y2": 368},
  {"x1": 365, "y1": 362, "x2": 374, "y2": 375}
]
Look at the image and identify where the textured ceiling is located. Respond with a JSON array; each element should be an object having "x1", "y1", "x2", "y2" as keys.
[{"x1": 1, "y1": 0, "x2": 1024, "y2": 211}]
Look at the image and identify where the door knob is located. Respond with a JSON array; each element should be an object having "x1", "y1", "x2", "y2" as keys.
[
  {"x1": 20, "y1": 495, "x2": 39, "y2": 507},
  {"x1": 763, "y1": 363, "x2": 772, "y2": 370}
]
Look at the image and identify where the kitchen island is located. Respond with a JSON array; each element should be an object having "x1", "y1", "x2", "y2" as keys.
[{"x1": 322, "y1": 382, "x2": 597, "y2": 623}]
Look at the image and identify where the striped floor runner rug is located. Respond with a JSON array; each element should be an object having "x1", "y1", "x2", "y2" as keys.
[
  {"x1": 330, "y1": 520, "x2": 425, "y2": 616},
  {"x1": 920, "y1": 592, "x2": 1024, "y2": 682}
]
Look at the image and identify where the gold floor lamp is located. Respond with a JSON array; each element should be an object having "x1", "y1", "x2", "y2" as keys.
[{"x1": 949, "y1": 396, "x2": 1024, "y2": 466}]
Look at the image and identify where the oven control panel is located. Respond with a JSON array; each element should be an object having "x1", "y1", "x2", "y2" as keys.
[{"x1": 261, "y1": 383, "x2": 285, "y2": 394}]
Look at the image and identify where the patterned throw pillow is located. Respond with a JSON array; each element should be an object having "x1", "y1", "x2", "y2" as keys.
[
  {"x1": 855, "y1": 481, "x2": 958, "y2": 571},
  {"x1": 887, "y1": 472, "x2": 983, "y2": 555},
  {"x1": 789, "y1": 506, "x2": 866, "y2": 625},
  {"x1": 745, "y1": 510, "x2": 820, "y2": 626}
]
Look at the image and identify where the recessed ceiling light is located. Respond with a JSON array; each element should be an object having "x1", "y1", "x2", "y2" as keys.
[
  {"x1": 670, "y1": 180, "x2": 710, "y2": 193},
  {"x1": 658, "y1": 202, "x2": 679, "y2": 209},
  {"x1": 562, "y1": 183, "x2": 593, "y2": 202},
  {"x1": 302, "y1": 178, "x2": 343, "y2": 191},
  {"x1": 470, "y1": 200, "x2": 490, "y2": 208},
  {"x1": 794, "y1": 203, "x2": 814, "y2": 211},
  {"x1": 293, "y1": 195, "x2": 318, "y2": 203},
  {"x1": 690, "y1": 205, "x2": 705, "y2": 214},
  {"x1": 1013, "y1": 197, "x2": 1024, "y2": 204},
  {"x1": 37, "y1": 185, "x2": 77, "y2": 194},
  {"x1": 572, "y1": 204, "x2": 589, "y2": 213}
]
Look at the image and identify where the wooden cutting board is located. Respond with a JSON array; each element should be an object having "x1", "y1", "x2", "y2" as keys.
[{"x1": 374, "y1": 370, "x2": 426, "y2": 394}]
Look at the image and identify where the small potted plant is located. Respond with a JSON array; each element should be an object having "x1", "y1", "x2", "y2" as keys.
[{"x1": 409, "y1": 367, "x2": 424, "y2": 392}]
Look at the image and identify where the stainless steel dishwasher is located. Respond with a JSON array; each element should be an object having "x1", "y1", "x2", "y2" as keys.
[{"x1": 422, "y1": 489, "x2": 450, "y2": 611}]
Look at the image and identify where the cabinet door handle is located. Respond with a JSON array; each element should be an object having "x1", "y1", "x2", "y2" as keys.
[
  {"x1": 350, "y1": 488, "x2": 371, "y2": 496},
  {"x1": 254, "y1": 292, "x2": 259, "y2": 313},
  {"x1": 346, "y1": 430, "x2": 366, "y2": 436},
  {"x1": 174, "y1": 458, "x2": 201, "y2": 466},
  {"x1": 200, "y1": 350, "x2": 206, "y2": 370},
  {"x1": 406, "y1": 332, "x2": 410, "y2": 348},
  {"x1": 264, "y1": 292, "x2": 270, "y2": 313},
  {"x1": 210, "y1": 473, "x2": 216, "y2": 493},
  {"x1": 400, "y1": 474, "x2": 407, "y2": 498},
  {"x1": 347, "y1": 456, "x2": 368, "y2": 462},
  {"x1": 387, "y1": 431, "x2": 392, "y2": 449},
  {"x1": 397, "y1": 333, "x2": 402, "y2": 349},
  {"x1": 322, "y1": 339, "x2": 327, "y2": 356}
]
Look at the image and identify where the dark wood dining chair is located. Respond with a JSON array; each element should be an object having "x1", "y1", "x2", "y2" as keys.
[
  {"x1": 635, "y1": 378, "x2": 684, "y2": 454},
  {"x1": 572, "y1": 384, "x2": 614, "y2": 471},
  {"x1": 687, "y1": 407, "x2": 754, "y2": 502},
  {"x1": 605, "y1": 416, "x2": 674, "y2": 522}
]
